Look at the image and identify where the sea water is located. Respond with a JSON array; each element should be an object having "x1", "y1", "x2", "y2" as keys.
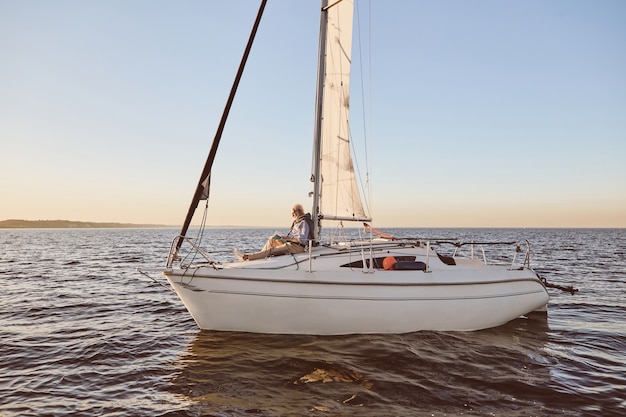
[{"x1": 1, "y1": 228, "x2": 624, "y2": 416}]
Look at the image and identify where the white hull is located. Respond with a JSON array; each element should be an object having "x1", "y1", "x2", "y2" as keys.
[{"x1": 163, "y1": 242, "x2": 548, "y2": 334}]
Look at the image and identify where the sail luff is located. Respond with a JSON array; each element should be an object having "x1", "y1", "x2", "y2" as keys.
[
  {"x1": 310, "y1": 1, "x2": 329, "y2": 240},
  {"x1": 169, "y1": 0, "x2": 267, "y2": 266}
]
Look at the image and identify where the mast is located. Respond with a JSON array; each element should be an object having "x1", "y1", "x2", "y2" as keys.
[
  {"x1": 310, "y1": 0, "x2": 330, "y2": 240},
  {"x1": 168, "y1": 0, "x2": 267, "y2": 267}
]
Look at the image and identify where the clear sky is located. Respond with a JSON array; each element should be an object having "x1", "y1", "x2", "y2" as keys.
[{"x1": 1, "y1": 0, "x2": 625, "y2": 228}]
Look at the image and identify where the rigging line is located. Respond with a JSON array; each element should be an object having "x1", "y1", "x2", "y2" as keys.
[
  {"x1": 366, "y1": 0, "x2": 373, "y2": 215},
  {"x1": 137, "y1": 269, "x2": 175, "y2": 293},
  {"x1": 177, "y1": 206, "x2": 207, "y2": 267},
  {"x1": 179, "y1": 202, "x2": 210, "y2": 266},
  {"x1": 355, "y1": 0, "x2": 372, "y2": 216},
  {"x1": 193, "y1": 200, "x2": 209, "y2": 243},
  {"x1": 189, "y1": 201, "x2": 211, "y2": 264},
  {"x1": 348, "y1": 0, "x2": 371, "y2": 218}
]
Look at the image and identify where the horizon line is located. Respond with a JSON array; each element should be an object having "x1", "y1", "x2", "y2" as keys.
[{"x1": 0, "y1": 219, "x2": 623, "y2": 230}]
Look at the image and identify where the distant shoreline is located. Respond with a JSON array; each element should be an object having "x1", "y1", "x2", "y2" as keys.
[
  {"x1": 0, "y1": 219, "x2": 170, "y2": 229},
  {"x1": 1, "y1": 220, "x2": 620, "y2": 229}
]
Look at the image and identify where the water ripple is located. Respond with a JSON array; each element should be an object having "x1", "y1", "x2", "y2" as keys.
[{"x1": 0, "y1": 228, "x2": 624, "y2": 416}]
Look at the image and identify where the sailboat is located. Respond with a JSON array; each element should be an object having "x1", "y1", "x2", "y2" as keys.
[{"x1": 153, "y1": 0, "x2": 549, "y2": 335}]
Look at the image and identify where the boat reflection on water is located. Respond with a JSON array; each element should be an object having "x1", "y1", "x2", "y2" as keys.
[{"x1": 167, "y1": 315, "x2": 555, "y2": 415}]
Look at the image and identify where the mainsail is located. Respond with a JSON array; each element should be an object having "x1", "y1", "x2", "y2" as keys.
[{"x1": 312, "y1": 0, "x2": 370, "y2": 226}]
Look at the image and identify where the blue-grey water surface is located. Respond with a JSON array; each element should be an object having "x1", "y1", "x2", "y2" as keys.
[{"x1": 1, "y1": 228, "x2": 624, "y2": 416}]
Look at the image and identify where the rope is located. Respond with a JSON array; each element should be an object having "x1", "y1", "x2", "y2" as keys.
[
  {"x1": 538, "y1": 273, "x2": 578, "y2": 295},
  {"x1": 136, "y1": 269, "x2": 175, "y2": 293}
]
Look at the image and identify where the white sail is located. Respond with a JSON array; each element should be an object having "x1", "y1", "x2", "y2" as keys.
[{"x1": 317, "y1": 0, "x2": 369, "y2": 222}]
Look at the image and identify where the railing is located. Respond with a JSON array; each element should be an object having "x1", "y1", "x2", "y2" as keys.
[
  {"x1": 166, "y1": 231, "x2": 534, "y2": 274},
  {"x1": 433, "y1": 239, "x2": 532, "y2": 270},
  {"x1": 167, "y1": 235, "x2": 218, "y2": 268},
  {"x1": 510, "y1": 240, "x2": 532, "y2": 270},
  {"x1": 452, "y1": 242, "x2": 487, "y2": 264}
]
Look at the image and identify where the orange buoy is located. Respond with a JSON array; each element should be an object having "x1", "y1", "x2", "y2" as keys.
[{"x1": 383, "y1": 256, "x2": 397, "y2": 270}]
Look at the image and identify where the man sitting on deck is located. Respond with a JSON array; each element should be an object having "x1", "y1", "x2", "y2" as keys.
[{"x1": 233, "y1": 204, "x2": 313, "y2": 261}]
